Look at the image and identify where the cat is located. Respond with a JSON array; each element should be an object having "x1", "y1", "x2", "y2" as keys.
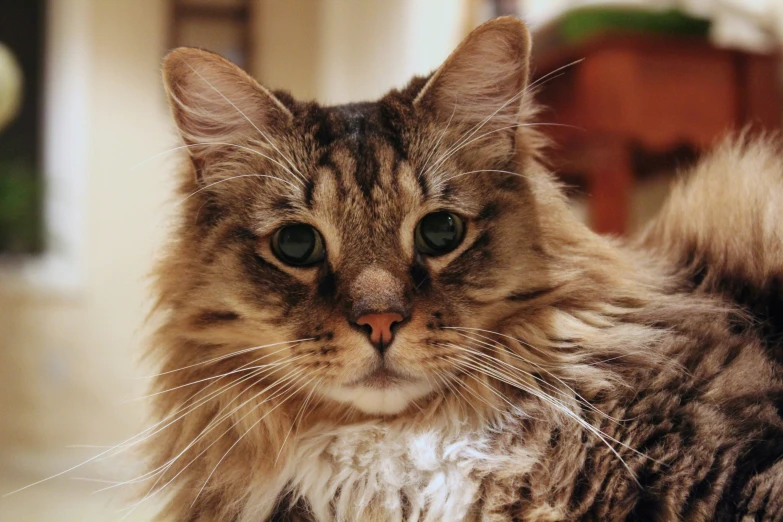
[{"x1": 140, "y1": 16, "x2": 783, "y2": 521}]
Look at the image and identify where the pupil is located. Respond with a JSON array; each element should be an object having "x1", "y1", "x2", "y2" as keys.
[
  {"x1": 280, "y1": 225, "x2": 315, "y2": 261},
  {"x1": 422, "y1": 213, "x2": 457, "y2": 250}
]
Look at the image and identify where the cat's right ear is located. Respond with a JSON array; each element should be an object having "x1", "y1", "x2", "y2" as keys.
[
  {"x1": 413, "y1": 17, "x2": 532, "y2": 163},
  {"x1": 162, "y1": 48, "x2": 292, "y2": 174}
]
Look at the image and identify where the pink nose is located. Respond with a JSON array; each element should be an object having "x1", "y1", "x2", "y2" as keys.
[{"x1": 356, "y1": 313, "x2": 405, "y2": 351}]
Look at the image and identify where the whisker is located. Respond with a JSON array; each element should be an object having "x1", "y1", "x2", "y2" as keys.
[
  {"x1": 452, "y1": 331, "x2": 624, "y2": 424},
  {"x1": 190, "y1": 373, "x2": 319, "y2": 509},
  {"x1": 422, "y1": 372, "x2": 447, "y2": 409},
  {"x1": 447, "y1": 373, "x2": 499, "y2": 424},
  {"x1": 418, "y1": 98, "x2": 459, "y2": 179},
  {"x1": 437, "y1": 371, "x2": 472, "y2": 419},
  {"x1": 295, "y1": 378, "x2": 324, "y2": 436},
  {"x1": 409, "y1": 395, "x2": 426, "y2": 415},
  {"x1": 443, "y1": 348, "x2": 657, "y2": 479},
  {"x1": 445, "y1": 356, "x2": 536, "y2": 422},
  {"x1": 130, "y1": 143, "x2": 303, "y2": 186},
  {"x1": 0, "y1": 359, "x2": 251, "y2": 499},
  {"x1": 421, "y1": 85, "x2": 531, "y2": 180},
  {"x1": 275, "y1": 376, "x2": 322, "y2": 465},
  {"x1": 102, "y1": 363, "x2": 309, "y2": 493},
  {"x1": 137, "y1": 339, "x2": 312, "y2": 378},
  {"x1": 433, "y1": 372, "x2": 466, "y2": 419},
  {"x1": 422, "y1": 60, "x2": 582, "y2": 184},
  {"x1": 449, "y1": 330, "x2": 558, "y2": 369},
  {"x1": 70, "y1": 477, "x2": 124, "y2": 485},
  {"x1": 527, "y1": 58, "x2": 584, "y2": 90},
  {"x1": 118, "y1": 367, "x2": 311, "y2": 517},
  {"x1": 461, "y1": 371, "x2": 531, "y2": 419},
  {"x1": 433, "y1": 169, "x2": 530, "y2": 190},
  {"x1": 443, "y1": 352, "x2": 543, "y2": 402},
  {"x1": 92, "y1": 346, "x2": 310, "y2": 462},
  {"x1": 180, "y1": 174, "x2": 299, "y2": 203},
  {"x1": 443, "y1": 343, "x2": 547, "y2": 395},
  {"x1": 69, "y1": 353, "x2": 305, "y2": 491},
  {"x1": 125, "y1": 353, "x2": 310, "y2": 402},
  {"x1": 446, "y1": 352, "x2": 630, "y2": 457},
  {"x1": 451, "y1": 328, "x2": 603, "y2": 391},
  {"x1": 428, "y1": 122, "x2": 581, "y2": 188},
  {"x1": 94, "y1": 365, "x2": 286, "y2": 483}
]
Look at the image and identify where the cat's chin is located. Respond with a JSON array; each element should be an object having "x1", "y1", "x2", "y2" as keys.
[{"x1": 323, "y1": 380, "x2": 433, "y2": 416}]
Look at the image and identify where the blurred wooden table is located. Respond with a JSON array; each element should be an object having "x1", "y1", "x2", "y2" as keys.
[{"x1": 532, "y1": 34, "x2": 782, "y2": 234}]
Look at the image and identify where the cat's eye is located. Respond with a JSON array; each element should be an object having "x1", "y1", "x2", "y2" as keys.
[
  {"x1": 271, "y1": 224, "x2": 325, "y2": 266},
  {"x1": 415, "y1": 212, "x2": 465, "y2": 256}
]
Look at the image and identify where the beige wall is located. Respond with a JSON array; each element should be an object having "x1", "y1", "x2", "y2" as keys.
[
  {"x1": 253, "y1": 0, "x2": 322, "y2": 99},
  {"x1": 318, "y1": 0, "x2": 467, "y2": 103},
  {"x1": 253, "y1": 0, "x2": 467, "y2": 103}
]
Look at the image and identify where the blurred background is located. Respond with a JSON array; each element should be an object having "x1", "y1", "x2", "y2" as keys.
[{"x1": 0, "y1": 0, "x2": 781, "y2": 519}]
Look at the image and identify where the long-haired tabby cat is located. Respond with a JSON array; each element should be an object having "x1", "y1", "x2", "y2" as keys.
[{"x1": 143, "y1": 16, "x2": 783, "y2": 521}]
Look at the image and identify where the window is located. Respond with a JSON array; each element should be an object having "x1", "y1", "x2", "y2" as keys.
[
  {"x1": 0, "y1": 1, "x2": 45, "y2": 255},
  {"x1": 0, "y1": 0, "x2": 90, "y2": 292}
]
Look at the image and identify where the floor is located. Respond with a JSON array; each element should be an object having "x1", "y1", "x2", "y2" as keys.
[
  {"x1": 0, "y1": 478, "x2": 162, "y2": 521},
  {"x1": 0, "y1": 455, "x2": 164, "y2": 521}
]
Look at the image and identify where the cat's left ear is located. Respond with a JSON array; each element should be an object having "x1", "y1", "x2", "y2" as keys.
[
  {"x1": 414, "y1": 17, "x2": 532, "y2": 158},
  {"x1": 162, "y1": 48, "x2": 292, "y2": 172}
]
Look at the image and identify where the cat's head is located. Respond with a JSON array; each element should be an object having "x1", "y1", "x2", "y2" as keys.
[{"x1": 156, "y1": 17, "x2": 572, "y2": 416}]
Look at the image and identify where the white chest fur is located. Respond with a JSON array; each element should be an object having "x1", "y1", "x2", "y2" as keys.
[{"x1": 275, "y1": 417, "x2": 530, "y2": 522}]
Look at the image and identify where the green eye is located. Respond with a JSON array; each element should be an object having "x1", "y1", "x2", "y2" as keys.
[
  {"x1": 271, "y1": 224, "x2": 325, "y2": 266},
  {"x1": 415, "y1": 212, "x2": 465, "y2": 256}
]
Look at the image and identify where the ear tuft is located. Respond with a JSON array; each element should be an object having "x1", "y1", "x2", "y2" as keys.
[
  {"x1": 415, "y1": 16, "x2": 532, "y2": 141},
  {"x1": 162, "y1": 48, "x2": 291, "y2": 161}
]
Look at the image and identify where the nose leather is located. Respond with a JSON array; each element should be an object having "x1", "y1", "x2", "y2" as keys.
[
  {"x1": 349, "y1": 267, "x2": 410, "y2": 352},
  {"x1": 356, "y1": 312, "x2": 404, "y2": 349}
]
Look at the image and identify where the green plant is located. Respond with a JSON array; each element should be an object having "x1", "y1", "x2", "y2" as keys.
[{"x1": 0, "y1": 157, "x2": 43, "y2": 254}]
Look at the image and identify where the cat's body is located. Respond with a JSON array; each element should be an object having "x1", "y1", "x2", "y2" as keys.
[{"x1": 142, "y1": 18, "x2": 783, "y2": 521}]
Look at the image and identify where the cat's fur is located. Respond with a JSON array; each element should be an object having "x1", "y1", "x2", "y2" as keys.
[{"x1": 141, "y1": 17, "x2": 783, "y2": 521}]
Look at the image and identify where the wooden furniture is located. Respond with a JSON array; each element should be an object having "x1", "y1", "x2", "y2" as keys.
[{"x1": 531, "y1": 33, "x2": 782, "y2": 234}]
